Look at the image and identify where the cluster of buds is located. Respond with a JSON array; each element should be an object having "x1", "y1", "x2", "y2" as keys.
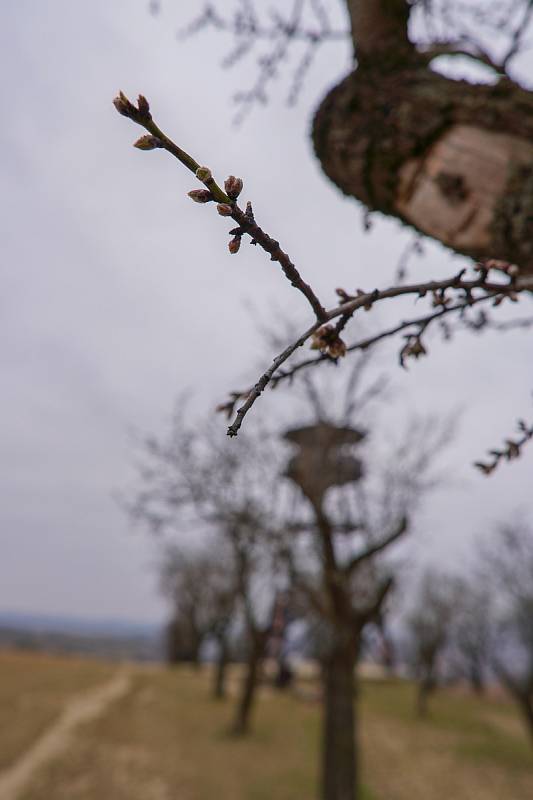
[
  {"x1": 113, "y1": 92, "x2": 152, "y2": 124},
  {"x1": 399, "y1": 334, "x2": 427, "y2": 367},
  {"x1": 187, "y1": 173, "x2": 245, "y2": 254},
  {"x1": 310, "y1": 325, "x2": 347, "y2": 359},
  {"x1": 474, "y1": 419, "x2": 533, "y2": 475},
  {"x1": 222, "y1": 177, "x2": 245, "y2": 254}
]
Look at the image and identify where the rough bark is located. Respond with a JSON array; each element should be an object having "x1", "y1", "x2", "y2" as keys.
[
  {"x1": 322, "y1": 638, "x2": 359, "y2": 800},
  {"x1": 312, "y1": 1, "x2": 533, "y2": 272}
]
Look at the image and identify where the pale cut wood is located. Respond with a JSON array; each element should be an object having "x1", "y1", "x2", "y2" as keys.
[{"x1": 396, "y1": 125, "x2": 533, "y2": 253}]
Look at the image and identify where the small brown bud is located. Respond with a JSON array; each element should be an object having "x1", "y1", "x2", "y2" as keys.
[
  {"x1": 228, "y1": 236, "x2": 241, "y2": 254},
  {"x1": 224, "y1": 175, "x2": 243, "y2": 200},
  {"x1": 134, "y1": 134, "x2": 163, "y2": 150},
  {"x1": 506, "y1": 440, "x2": 520, "y2": 459},
  {"x1": 507, "y1": 263, "x2": 520, "y2": 277},
  {"x1": 217, "y1": 203, "x2": 233, "y2": 217},
  {"x1": 196, "y1": 166, "x2": 213, "y2": 183},
  {"x1": 328, "y1": 337, "x2": 347, "y2": 359},
  {"x1": 474, "y1": 462, "x2": 495, "y2": 475},
  {"x1": 137, "y1": 95, "x2": 151, "y2": 119},
  {"x1": 113, "y1": 91, "x2": 136, "y2": 118},
  {"x1": 310, "y1": 325, "x2": 345, "y2": 359},
  {"x1": 188, "y1": 189, "x2": 214, "y2": 204}
]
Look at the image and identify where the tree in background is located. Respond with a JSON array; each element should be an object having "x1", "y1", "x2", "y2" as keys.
[
  {"x1": 130, "y1": 412, "x2": 289, "y2": 734},
  {"x1": 484, "y1": 521, "x2": 533, "y2": 744},
  {"x1": 450, "y1": 576, "x2": 493, "y2": 694},
  {"x1": 407, "y1": 571, "x2": 459, "y2": 717},
  {"x1": 276, "y1": 362, "x2": 450, "y2": 800},
  {"x1": 160, "y1": 541, "x2": 238, "y2": 698}
]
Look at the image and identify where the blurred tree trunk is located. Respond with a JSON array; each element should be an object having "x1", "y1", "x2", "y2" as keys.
[
  {"x1": 416, "y1": 677, "x2": 433, "y2": 719},
  {"x1": 322, "y1": 639, "x2": 359, "y2": 800},
  {"x1": 232, "y1": 629, "x2": 268, "y2": 735},
  {"x1": 313, "y1": 0, "x2": 533, "y2": 272},
  {"x1": 469, "y1": 663, "x2": 485, "y2": 695},
  {"x1": 516, "y1": 692, "x2": 533, "y2": 745},
  {"x1": 497, "y1": 667, "x2": 533, "y2": 746},
  {"x1": 213, "y1": 633, "x2": 229, "y2": 700}
]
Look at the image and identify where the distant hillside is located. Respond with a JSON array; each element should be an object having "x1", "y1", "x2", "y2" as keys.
[{"x1": 0, "y1": 611, "x2": 164, "y2": 661}]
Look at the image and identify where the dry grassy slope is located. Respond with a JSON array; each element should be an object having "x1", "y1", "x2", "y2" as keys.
[
  {"x1": 1, "y1": 653, "x2": 532, "y2": 800},
  {"x1": 0, "y1": 650, "x2": 114, "y2": 771}
]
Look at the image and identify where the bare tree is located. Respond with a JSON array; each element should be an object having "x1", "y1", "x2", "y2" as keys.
[
  {"x1": 450, "y1": 577, "x2": 493, "y2": 694},
  {"x1": 275, "y1": 364, "x2": 450, "y2": 800},
  {"x1": 484, "y1": 520, "x2": 533, "y2": 744},
  {"x1": 129, "y1": 410, "x2": 288, "y2": 733},
  {"x1": 407, "y1": 570, "x2": 459, "y2": 717},
  {"x1": 160, "y1": 542, "x2": 238, "y2": 697}
]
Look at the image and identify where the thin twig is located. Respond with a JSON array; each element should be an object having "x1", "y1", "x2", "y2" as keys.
[
  {"x1": 475, "y1": 419, "x2": 533, "y2": 474},
  {"x1": 226, "y1": 267, "x2": 532, "y2": 435},
  {"x1": 113, "y1": 92, "x2": 327, "y2": 321}
]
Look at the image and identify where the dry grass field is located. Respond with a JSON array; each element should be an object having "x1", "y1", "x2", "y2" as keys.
[
  {"x1": 1, "y1": 650, "x2": 533, "y2": 800},
  {"x1": 0, "y1": 650, "x2": 113, "y2": 772}
]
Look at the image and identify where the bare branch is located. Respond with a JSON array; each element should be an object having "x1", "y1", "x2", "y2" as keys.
[
  {"x1": 113, "y1": 92, "x2": 327, "y2": 321},
  {"x1": 475, "y1": 419, "x2": 533, "y2": 475},
  {"x1": 356, "y1": 576, "x2": 395, "y2": 625},
  {"x1": 226, "y1": 264, "x2": 533, "y2": 435},
  {"x1": 176, "y1": 1, "x2": 348, "y2": 122},
  {"x1": 344, "y1": 516, "x2": 408, "y2": 576}
]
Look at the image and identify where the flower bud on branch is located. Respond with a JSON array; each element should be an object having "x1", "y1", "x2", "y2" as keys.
[
  {"x1": 113, "y1": 92, "x2": 152, "y2": 124},
  {"x1": 224, "y1": 175, "x2": 243, "y2": 200},
  {"x1": 310, "y1": 325, "x2": 346, "y2": 359},
  {"x1": 134, "y1": 134, "x2": 163, "y2": 150},
  {"x1": 228, "y1": 236, "x2": 241, "y2": 254},
  {"x1": 196, "y1": 166, "x2": 213, "y2": 183},
  {"x1": 188, "y1": 189, "x2": 214, "y2": 203}
]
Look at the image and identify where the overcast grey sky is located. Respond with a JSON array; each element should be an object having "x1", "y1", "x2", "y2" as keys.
[{"x1": 1, "y1": 1, "x2": 532, "y2": 625}]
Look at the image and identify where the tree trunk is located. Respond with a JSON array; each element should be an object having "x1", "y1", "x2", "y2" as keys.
[
  {"x1": 322, "y1": 642, "x2": 358, "y2": 800},
  {"x1": 416, "y1": 677, "x2": 432, "y2": 719},
  {"x1": 213, "y1": 635, "x2": 229, "y2": 700},
  {"x1": 469, "y1": 664, "x2": 485, "y2": 695},
  {"x1": 502, "y1": 680, "x2": 533, "y2": 746},
  {"x1": 345, "y1": 0, "x2": 413, "y2": 63},
  {"x1": 313, "y1": 3, "x2": 533, "y2": 272},
  {"x1": 232, "y1": 631, "x2": 266, "y2": 735},
  {"x1": 516, "y1": 692, "x2": 533, "y2": 746}
]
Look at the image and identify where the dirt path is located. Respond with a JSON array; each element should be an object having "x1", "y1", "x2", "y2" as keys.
[{"x1": 0, "y1": 671, "x2": 132, "y2": 800}]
